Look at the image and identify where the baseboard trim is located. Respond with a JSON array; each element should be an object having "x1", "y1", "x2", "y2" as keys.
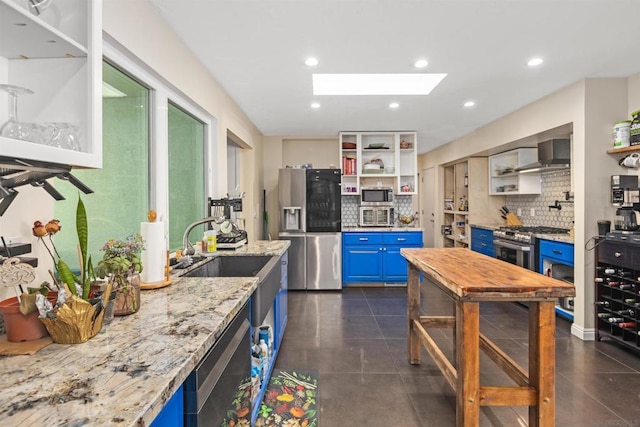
[{"x1": 571, "y1": 324, "x2": 596, "y2": 341}]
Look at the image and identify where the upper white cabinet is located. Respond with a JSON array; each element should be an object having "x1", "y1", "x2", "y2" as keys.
[
  {"x1": 0, "y1": 0, "x2": 102, "y2": 168},
  {"x1": 488, "y1": 148, "x2": 541, "y2": 195},
  {"x1": 339, "y1": 131, "x2": 418, "y2": 195}
]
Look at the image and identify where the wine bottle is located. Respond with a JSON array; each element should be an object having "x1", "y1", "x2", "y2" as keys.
[
  {"x1": 616, "y1": 309, "x2": 635, "y2": 316},
  {"x1": 595, "y1": 277, "x2": 604, "y2": 283},
  {"x1": 597, "y1": 313, "x2": 613, "y2": 318},
  {"x1": 595, "y1": 301, "x2": 610, "y2": 307},
  {"x1": 619, "y1": 322, "x2": 636, "y2": 328},
  {"x1": 619, "y1": 283, "x2": 633, "y2": 290},
  {"x1": 604, "y1": 268, "x2": 616, "y2": 274},
  {"x1": 608, "y1": 317, "x2": 625, "y2": 323},
  {"x1": 625, "y1": 298, "x2": 636, "y2": 304}
]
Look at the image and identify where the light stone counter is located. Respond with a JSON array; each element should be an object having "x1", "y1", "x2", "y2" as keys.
[
  {"x1": 342, "y1": 227, "x2": 423, "y2": 232},
  {"x1": 536, "y1": 233, "x2": 574, "y2": 244},
  {"x1": 0, "y1": 240, "x2": 289, "y2": 427}
]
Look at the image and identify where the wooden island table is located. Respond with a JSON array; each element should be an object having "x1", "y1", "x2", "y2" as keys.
[{"x1": 401, "y1": 248, "x2": 575, "y2": 427}]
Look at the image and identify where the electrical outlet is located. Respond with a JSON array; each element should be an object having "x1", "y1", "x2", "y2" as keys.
[
  {"x1": 530, "y1": 208, "x2": 535, "y2": 217},
  {"x1": 517, "y1": 208, "x2": 522, "y2": 216},
  {"x1": 5, "y1": 236, "x2": 21, "y2": 245}
]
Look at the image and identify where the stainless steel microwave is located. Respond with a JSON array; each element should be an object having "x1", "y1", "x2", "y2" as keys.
[
  {"x1": 359, "y1": 206, "x2": 394, "y2": 227},
  {"x1": 361, "y1": 187, "x2": 393, "y2": 206}
]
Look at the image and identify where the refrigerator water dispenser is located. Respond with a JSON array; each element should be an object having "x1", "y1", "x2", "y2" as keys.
[{"x1": 283, "y1": 207, "x2": 302, "y2": 231}]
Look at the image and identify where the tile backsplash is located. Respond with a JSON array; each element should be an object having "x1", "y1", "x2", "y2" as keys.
[
  {"x1": 342, "y1": 195, "x2": 414, "y2": 227},
  {"x1": 506, "y1": 170, "x2": 574, "y2": 229}
]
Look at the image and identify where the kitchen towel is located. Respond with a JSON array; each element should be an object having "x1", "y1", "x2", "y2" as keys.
[{"x1": 140, "y1": 221, "x2": 165, "y2": 283}]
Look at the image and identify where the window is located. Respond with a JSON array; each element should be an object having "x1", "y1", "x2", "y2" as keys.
[
  {"x1": 167, "y1": 102, "x2": 206, "y2": 251},
  {"x1": 55, "y1": 61, "x2": 150, "y2": 267},
  {"x1": 54, "y1": 39, "x2": 215, "y2": 265}
]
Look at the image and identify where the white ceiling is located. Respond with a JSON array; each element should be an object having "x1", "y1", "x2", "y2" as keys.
[{"x1": 149, "y1": 0, "x2": 640, "y2": 154}]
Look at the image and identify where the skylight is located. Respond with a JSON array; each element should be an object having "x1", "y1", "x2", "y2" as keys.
[{"x1": 312, "y1": 73, "x2": 447, "y2": 95}]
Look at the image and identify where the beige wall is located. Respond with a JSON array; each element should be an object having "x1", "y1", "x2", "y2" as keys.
[
  {"x1": 262, "y1": 136, "x2": 339, "y2": 240},
  {"x1": 103, "y1": 0, "x2": 265, "y2": 242},
  {"x1": 418, "y1": 77, "x2": 636, "y2": 340}
]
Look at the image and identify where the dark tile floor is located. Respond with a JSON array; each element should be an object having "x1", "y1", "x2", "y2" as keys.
[{"x1": 274, "y1": 285, "x2": 640, "y2": 426}]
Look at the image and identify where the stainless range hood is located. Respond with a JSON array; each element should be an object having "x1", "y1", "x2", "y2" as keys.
[{"x1": 514, "y1": 138, "x2": 571, "y2": 173}]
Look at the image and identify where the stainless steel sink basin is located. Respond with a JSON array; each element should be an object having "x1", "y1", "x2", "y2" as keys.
[{"x1": 183, "y1": 255, "x2": 281, "y2": 326}]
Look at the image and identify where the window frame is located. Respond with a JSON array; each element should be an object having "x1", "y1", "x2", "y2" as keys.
[{"x1": 103, "y1": 37, "x2": 218, "y2": 247}]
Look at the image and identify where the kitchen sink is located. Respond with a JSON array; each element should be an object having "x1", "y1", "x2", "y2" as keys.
[{"x1": 183, "y1": 255, "x2": 281, "y2": 326}]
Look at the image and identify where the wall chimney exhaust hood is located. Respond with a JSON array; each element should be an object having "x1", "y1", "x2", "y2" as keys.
[
  {"x1": 0, "y1": 157, "x2": 93, "y2": 216},
  {"x1": 514, "y1": 138, "x2": 571, "y2": 173}
]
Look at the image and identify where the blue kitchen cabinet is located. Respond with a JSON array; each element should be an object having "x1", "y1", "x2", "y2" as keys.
[
  {"x1": 274, "y1": 251, "x2": 288, "y2": 349},
  {"x1": 470, "y1": 227, "x2": 495, "y2": 258},
  {"x1": 150, "y1": 384, "x2": 184, "y2": 427},
  {"x1": 342, "y1": 233, "x2": 384, "y2": 282},
  {"x1": 538, "y1": 239, "x2": 574, "y2": 320},
  {"x1": 342, "y1": 231, "x2": 423, "y2": 284},
  {"x1": 381, "y1": 232, "x2": 424, "y2": 281}
]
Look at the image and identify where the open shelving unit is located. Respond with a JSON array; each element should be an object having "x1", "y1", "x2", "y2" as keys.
[{"x1": 339, "y1": 131, "x2": 417, "y2": 195}]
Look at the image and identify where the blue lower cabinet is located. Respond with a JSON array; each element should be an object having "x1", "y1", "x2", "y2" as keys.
[
  {"x1": 150, "y1": 384, "x2": 184, "y2": 427},
  {"x1": 470, "y1": 227, "x2": 495, "y2": 258},
  {"x1": 342, "y1": 231, "x2": 423, "y2": 283}
]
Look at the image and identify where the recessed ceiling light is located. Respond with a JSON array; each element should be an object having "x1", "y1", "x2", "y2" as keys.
[
  {"x1": 310, "y1": 102, "x2": 320, "y2": 109},
  {"x1": 414, "y1": 59, "x2": 428, "y2": 68},
  {"x1": 305, "y1": 57, "x2": 319, "y2": 67},
  {"x1": 389, "y1": 102, "x2": 399, "y2": 109},
  {"x1": 463, "y1": 101, "x2": 475, "y2": 108},
  {"x1": 527, "y1": 57, "x2": 543, "y2": 67},
  {"x1": 312, "y1": 73, "x2": 447, "y2": 95}
]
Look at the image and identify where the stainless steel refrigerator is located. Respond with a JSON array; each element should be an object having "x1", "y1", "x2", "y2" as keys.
[{"x1": 278, "y1": 168, "x2": 342, "y2": 290}]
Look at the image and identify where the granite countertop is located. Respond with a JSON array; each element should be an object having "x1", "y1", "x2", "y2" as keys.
[
  {"x1": 342, "y1": 227, "x2": 423, "y2": 232},
  {"x1": 470, "y1": 224, "x2": 575, "y2": 245},
  {"x1": 0, "y1": 240, "x2": 289, "y2": 427}
]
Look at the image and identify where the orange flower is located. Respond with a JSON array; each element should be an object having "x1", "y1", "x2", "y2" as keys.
[
  {"x1": 32, "y1": 221, "x2": 47, "y2": 238},
  {"x1": 45, "y1": 219, "x2": 62, "y2": 234}
]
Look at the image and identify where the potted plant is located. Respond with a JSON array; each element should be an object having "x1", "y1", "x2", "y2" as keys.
[
  {"x1": 32, "y1": 196, "x2": 111, "y2": 344},
  {"x1": 95, "y1": 234, "x2": 145, "y2": 316}
]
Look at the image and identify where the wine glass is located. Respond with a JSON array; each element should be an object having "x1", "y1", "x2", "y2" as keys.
[
  {"x1": 0, "y1": 84, "x2": 39, "y2": 143},
  {"x1": 27, "y1": 0, "x2": 53, "y2": 16},
  {"x1": 42, "y1": 122, "x2": 81, "y2": 151}
]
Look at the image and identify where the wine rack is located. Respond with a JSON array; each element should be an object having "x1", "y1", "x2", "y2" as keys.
[{"x1": 595, "y1": 239, "x2": 640, "y2": 354}]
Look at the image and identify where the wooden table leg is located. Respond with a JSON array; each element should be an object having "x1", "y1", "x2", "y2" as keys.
[
  {"x1": 528, "y1": 301, "x2": 556, "y2": 427},
  {"x1": 407, "y1": 264, "x2": 421, "y2": 365},
  {"x1": 456, "y1": 301, "x2": 480, "y2": 427}
]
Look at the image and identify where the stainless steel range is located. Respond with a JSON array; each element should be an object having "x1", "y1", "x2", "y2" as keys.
[{"x1": 493, "y1": 226, "x2": 570, "y2": 271}]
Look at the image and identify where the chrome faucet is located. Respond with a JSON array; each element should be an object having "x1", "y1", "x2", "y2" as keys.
[{"x1": 182, "y1": 216, "x2": 221, "y2": 256}]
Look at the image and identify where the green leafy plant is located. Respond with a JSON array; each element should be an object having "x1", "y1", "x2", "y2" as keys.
[
  {"x1": 32, "y1": 196, "x2": 94, "y2": 299},
  {"x1": 95, "y1": 234, "x2": 144, "y2": 278}
]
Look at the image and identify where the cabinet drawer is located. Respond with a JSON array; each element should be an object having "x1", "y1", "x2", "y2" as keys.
[
  {"x1": 382, "y1": 232, "x2": 423, "y2": 246},
  {"x1": 539, "y1": 240, "x2": 574, "y2": 265},
  {"x1": 598, "y1": 240, "x2": 640, "y2": 268},
  {"x1": 470, "y1": 227, "x2": 494, "y2": 243},
  {"x1": 343, "y1": 232, "x2": 383, "y2": 245}
]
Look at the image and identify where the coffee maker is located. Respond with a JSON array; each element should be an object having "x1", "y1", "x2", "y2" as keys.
[{"x1": 611, "y1": 175, "x2": 640, "y2": 233}]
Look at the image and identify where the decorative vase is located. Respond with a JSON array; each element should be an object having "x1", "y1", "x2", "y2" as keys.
[
  {"x1": 0, "y1": 296, "x2": 49, "y2": 342},
  {"x1": 40, "y1": 295, "x2": 107, "y2": 344},
  {"x1": 111, "y1": 272, "x2": 141, "y2": 316}
]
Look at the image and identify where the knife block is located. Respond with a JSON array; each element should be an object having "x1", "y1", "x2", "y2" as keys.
[{"x1": 505, "y1": 212, "x2": 523, "y2": 226}]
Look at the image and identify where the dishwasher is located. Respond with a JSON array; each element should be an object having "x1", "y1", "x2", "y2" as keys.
[{"x1": 184, "y1": 302, "x2": 251, "y2": 426}]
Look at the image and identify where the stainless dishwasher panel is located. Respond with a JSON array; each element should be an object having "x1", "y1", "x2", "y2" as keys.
[
  {"x1": 306, "y1": 233, "x2": 342, "y2": 290},
  {"x1": 185, "y1": 303, "x2": 251, "y2": 427},
  {"x1": 278, "y1": 232, "x2": 306, "y2": 290}
]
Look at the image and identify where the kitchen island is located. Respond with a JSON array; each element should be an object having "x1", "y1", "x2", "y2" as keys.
[
  {"x1": 0, "y1": 240, "x2": 289, "y2": 427},
  {"x1": 402, "y1": 248, "x2": 575, "y2": 426}
]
